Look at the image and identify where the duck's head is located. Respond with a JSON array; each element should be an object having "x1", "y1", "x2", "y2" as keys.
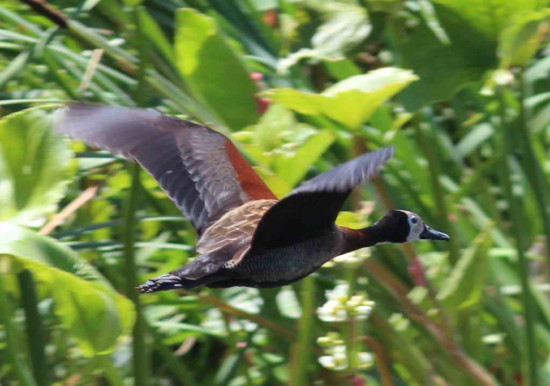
[{"x1": 373, "y1": 210, "x2": 450, "y2": 243}]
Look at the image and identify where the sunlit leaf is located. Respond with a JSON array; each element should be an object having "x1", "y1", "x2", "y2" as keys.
[
  {"x1": 0, "y1": 222, "x2": 134, "y2": 356},
  {"x1": 175, "y1": 8, "x2": 259, "y2": 130},
  {"x1": 498, "y1": 10, "x2": 550, "y2": 68},
  {"x1": 265, "y1": 68, "x2": 418, "y2": 128},
  {"x1": 0, "y1": 107, "x2": 72, "y2": 224},
  {"x1": 335, "y1": 211, "x2": 368, "y2": 229}
]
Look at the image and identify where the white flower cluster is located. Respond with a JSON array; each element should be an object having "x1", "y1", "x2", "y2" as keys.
[
  {"x1": 317, "y1": 283, "x2": 375, "y2": 322},
  {"x1": 317, "y1": 332, "x2": 374, "y2": 371}
]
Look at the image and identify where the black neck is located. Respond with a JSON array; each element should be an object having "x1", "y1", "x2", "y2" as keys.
[{"x1": 340, "y1": 225, "x2": 385, "y2": 254}]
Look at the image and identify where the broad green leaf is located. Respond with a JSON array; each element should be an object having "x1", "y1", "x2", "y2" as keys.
[
  {"x1": 498, "y1": 10, "x2": 550, "y2": 68},
  {"x1": 0, "y1": 222, "x2": 134, "y2": 356},
  {"x1": 438, "y1": 227, "x2": 492, "y2": 310},
  {"x1": 175, "y1": 8, "x2": 259, "y2": 130},
  {"x1": 395, "y1": 0, "x2": 547, "y2": 108},
  {"x1": 432, "y1": 0, "x2": 547, "y2": 41},
  {"x1": 265, "y1": 68, "x2": 418, "y2": 129},
  {"x1": 0, "y1": 107, "x2": 72, "y2": 223},
  {"x1": 392, "y1": 14, "x2": 496, "y2": 109}
]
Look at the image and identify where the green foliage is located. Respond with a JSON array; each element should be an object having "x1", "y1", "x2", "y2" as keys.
[
  {"x1": 438, "y1": 226, "x2": 492, "y2": 311},
  {"x1": 1, "y1": 0, "x2": 550, "y2": 385},
  {"x1": 0, "y1": 108, "x2": 71, "y2": 223},
  {"x1": 175, "y1": 8, "x2": 259, "y2": 129},
  {"x1": 498, "y1": 9, "x2": 550, "y2": 68},
  {"x1": 266, "y1": 67, "x2": 418, "y2": 128},
  {"x1": 0, "y1": 223, "x2": 135, "y2": 356}
]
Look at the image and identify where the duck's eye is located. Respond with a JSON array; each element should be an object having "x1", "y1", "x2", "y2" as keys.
[{"x1": 410, "y1": 217, "x2": 418, "y2": 224}]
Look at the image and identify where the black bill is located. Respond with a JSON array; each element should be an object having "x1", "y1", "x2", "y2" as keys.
[{"x1": 419, "y1": 225, "x2": 450, "y2": 241}]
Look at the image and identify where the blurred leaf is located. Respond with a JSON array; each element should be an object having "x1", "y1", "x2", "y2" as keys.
[
  {"x1": 0, "y1": 107, "x2": 72, "y2": 224},
  {"x1": 456, "y1": 123, "x2": 494, "y2": 157},
  {"x1": 368, "y1": 0, "x2": 403, "y2": 13},
  {"x1": 274, "y1": 130, "x2": 334, "y2": 187},
  {"x1": 239, "y1": 104, "x2": 335, "y2": 188},
  {"x1": 0, "y1": 222, "x2": 134, "y2": 356},
  {"x1": 265, "y1": 68, "x2": 418, "y2": 128},
  {"x1": 249, "y1": 104, "x2": 296, "y2": 150},
  {"x1": 137, "y1": 7, "x2": 175, "y2": 63},
  {"x1": 392, "y1": 13, "x2": 496, "y2": 109},
  {"x1": 253, "y1": 166, "x2": 292, "y2": 197},
  {"x1": 175, "y1": 8, "x2": 259, "y2": 129},
  {"x1": 432, "y1": 0, "x2": 547, "y2": 41},
  {"x1": 276, "y1": 287, "x2": 301, "y2": 319},
  {"x1": 397, "y1": 0, "x2": 547, "y2": 108},
  {"x1": 498, "y1": 10, "x2": 550, "y2": 68},
  {"x1": 335, "y1": 211, "x2": 368, "y2": 229},
  {"x1": 279, "y1": 3, "x2": 370, "y2": 72},
  {"x1": 310, "y1": 2, "x2": 370, "y2": 53},
  {"x1": 438, "y1": 227, "x2": 492, "y2": 310},
  {"x1": 0, "y1": 50, "x2": 31, "y2": 89}
]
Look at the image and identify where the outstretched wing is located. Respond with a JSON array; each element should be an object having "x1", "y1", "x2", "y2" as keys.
[
  {"x1": 249, "y1": 147, "x2": 394, "y2": 250},
  {"x1": 55, "y1": 104, "x2": 276, "y2": 235}
]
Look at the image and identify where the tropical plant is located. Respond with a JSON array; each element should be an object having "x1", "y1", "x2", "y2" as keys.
[{"x1": 1, "y1": 0, "x2": 549, "y2": 385}]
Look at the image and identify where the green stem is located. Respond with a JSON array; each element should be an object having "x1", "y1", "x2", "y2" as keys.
[
  {"x1": 496, "y1": 86, "x2": 539, "y2": 385},
  {"x1": 289, "y1": 276, "x2": 316, "y2": 386},
  {"x1": 413, "y1": 115, "x2": 459, "y2": 264},
  {"x1": 0, "y1": 261, "x2": 36, "y2": 386},
  {"x1": 516, "y1": 71, "x2": 550, "y2": 265},
  {"x1": 121, "y1": 9, "x2": 151, "y2": 386},
  {"x1": 122, "y1": 164, "x2": 149, "y2": 386},
  {"x1": 17, "y1": 270, "x2": 49, "y2": 386},
  {"x1": 149, "y1": 328, "x2": 197, "y2": 386}
]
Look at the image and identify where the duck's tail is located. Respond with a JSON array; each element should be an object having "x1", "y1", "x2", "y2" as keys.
[
  {"x1": 137, "y1": 274, "x2": 194, "y2": 293},
  {"x1": 138, "y1": 251, "x2": 232, "y2": 293}
]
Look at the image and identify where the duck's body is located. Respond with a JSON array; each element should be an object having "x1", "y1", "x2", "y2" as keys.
[{"x1": 55, "y1": 104, "x2": 449, "y2": 293}]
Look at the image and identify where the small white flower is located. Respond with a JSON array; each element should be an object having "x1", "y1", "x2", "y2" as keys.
[{"x1": 319, "y1": 355, "x2": 336, "y2": 369}]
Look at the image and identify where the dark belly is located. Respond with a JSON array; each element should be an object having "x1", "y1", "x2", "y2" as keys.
[{"x1": 209, "y1": 233, "x2": 342, "y2": 288}]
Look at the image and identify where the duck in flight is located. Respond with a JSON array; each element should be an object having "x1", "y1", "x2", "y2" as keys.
[{"x1": 55, "y1": 104, "x2": 449, "y2": 293}]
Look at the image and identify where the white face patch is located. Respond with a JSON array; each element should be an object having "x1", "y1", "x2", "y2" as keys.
[{"x1": 401, "y1": 211, "x2": 424, "y2": 242}]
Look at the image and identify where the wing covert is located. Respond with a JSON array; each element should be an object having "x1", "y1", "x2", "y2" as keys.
[{"x1": 249, "y1": 147, "x2": 394, "y2": 250}]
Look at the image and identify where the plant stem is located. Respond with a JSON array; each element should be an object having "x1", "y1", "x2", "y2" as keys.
[
  {"x1": 364, "y1": 260, "x2": 497, "y2": 385},
  {"x1": 122, "y1": 164, "x2": 149, "y2": 386},
  {"x1": 496, "y1": 86, "x2": 539, "y2": 385},
  {"x1": 362, "y1": 336, "x2": 393, "y2": 386},
  {"x1": 516, "y1": 70, "x2": 550, "y2": 265},
  {"x1": 17, "y1": 270, "x2": 49, "y2": 386},
  {"x1": 289, "y1": 276, "x2": 316, "y2": 386},
  {"x1": 413, "y1": 115, "x2": 459, "y2": 264}
]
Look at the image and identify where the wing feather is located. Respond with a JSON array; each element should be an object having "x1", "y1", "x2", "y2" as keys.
[{"x1": 55, "y1": 103, "x2": 276, "y2": 235}]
